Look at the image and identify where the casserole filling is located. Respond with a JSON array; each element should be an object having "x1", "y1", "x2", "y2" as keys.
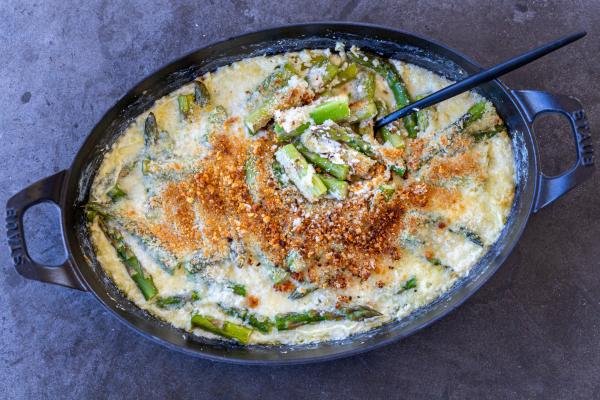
[{"x1": 87, "y1": 45, "x2": 515, "y2": 345}]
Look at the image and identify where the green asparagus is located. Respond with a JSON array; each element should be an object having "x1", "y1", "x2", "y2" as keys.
[
  {"x1": 415, "y1": 94, "x2": 430, "y2": 133},
  {"x1": 275, "y1": 306, "x2": 381, "y2": 330},
  {"x1": 464, "y1": 101, "x2": 487, "y2": 128},
  {"x1": 155, "y1": 291, "x2": 200, "y2": 309},
  {"x1": 410, "y1": 100, "x2": 494, "y2": 172},
  {"x1": 220, "y1": 305, "x2": 274, "y2": 334},
  {"x1": 229, "y1": 283, "x2": 247, "y2": 296},
  {"x1": 378, "y1": 184, "x2": 395, "y2": 201},
  {"x1": 342, "y1": 305, "x2": 383, "y2": 321},
  {"x1": 255, "y1": 247, "x2": 290, "y2": 285},
  {"x1": 275, "y1": 310, "x2": 335, "y2": 330},
  {"x1": 318, "y1": 173, "x2": 349, "y2": 200},
  {"x1": 155, "y1": 296, "x2": 185, "y2": 309},
  {"x1": 294, "y1": 141, "x2": 350, "y2": 181},
  {"x1": 275, "y1": 143, "x2": 328, "y2": 201},
  {"x1": 245, "y1": 63, "x2": 297, "y2": 134},
  {"x1": 208, "y1": 105, "x2": 228, "y2": 125},
  {"x1": 194, "y1": 80, "x2": 210, "y2": 107},
  {"x1": 273, "y1": 122, "x2": 310, "y2": 142},
  {"x1": 335, "y1": 62, "x2": 359, "y2": 85},
  {"x1": 471, "y1": 124, "x2": 504, "y2": 142},
  {"x1": 347, "y1": 50, "x2": 419, "y2": 137},
  {"x1": 288, "y1": 285, "x2": 318, "y2": 300},
  {"x1": 398, "y1": 276, "x2": 417, "y2": 293},
  {"x1": 350, "y1": 99, "x2": 378, "y2": 122},
  {"x1": 390, "y1": 165, "x2": 406, "y2": 177},
  {"x1": 307, "y1": 55, "x2": 339, "y2": 90},
  {"x1": 178, "y1": 93, "x2": 195, "y2": 118},
  {"x1": 191, "y1": 314, "x2": 253, "y2": 344},
  {"x1": 107, "y1": 184, "x2": 126, "y2": 202},
  {"x1": 142, "y1": 112, "x2": 174, "y2": 164},
  {"x1": 375, "y1": 100, "x2": 404, "y2": 148},
  {"x1": 98, "y1": 218, "x2": 157, "y2": 300},
  {"x1": 309, "y1": 98, "x2": 351, "y2": 124},
  {"x1": 319, "y1": 123, "x2": 376, "y2": 158},
  {"x1": 348, "y1": 71, "x2": 377, "y2": 122},
  {"x1": 144, "y1": 112, "x2": 159, "y2": 146},
  {"x1": 451, "y1": 226, "x2": 484, "y2": 247}
]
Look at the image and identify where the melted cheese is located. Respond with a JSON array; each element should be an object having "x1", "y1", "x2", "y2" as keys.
[{"x1": 88, "y1": 48, "x2": 515, "y2": 345}]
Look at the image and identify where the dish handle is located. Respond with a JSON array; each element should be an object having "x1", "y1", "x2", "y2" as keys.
[
  {"x1": 512, "y1": 90, "x2": 594, "y2": 212},
  {"x1": 5, "y1": 170, "x2": 86, "y2": 290}
]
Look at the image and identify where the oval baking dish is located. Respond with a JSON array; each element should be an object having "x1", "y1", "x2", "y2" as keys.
[{"x1": 6, "y1": 23, "x2": 594, "y2": 364}]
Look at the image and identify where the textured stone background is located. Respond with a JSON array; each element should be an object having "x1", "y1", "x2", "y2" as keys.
[{"x1": 1, "y1": 1, "x2": 599, "y2": 399}]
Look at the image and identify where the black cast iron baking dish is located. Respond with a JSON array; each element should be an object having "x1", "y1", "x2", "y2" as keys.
[{"x1": 6, "y1": 23, "x2": 595, "y2": 364}]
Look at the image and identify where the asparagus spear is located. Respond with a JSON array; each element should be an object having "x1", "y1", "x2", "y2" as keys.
[
  {"x1": 178, "y1": 93, "x2": 195, "y2": 118},
  {"x1": 390, "y1": 165, "x2": 406, "y2": 177},
  {"x1": 194, "y1": 80, "x2": 210, "y2": 107},
  {"x1": 275, "y1": 310, "x2": 334, "y2": 330},
  {"x1": 309, "y1": 98, "x2": 351, "y2": 124},
  {"x1": 317, "y1": 123, "x2": 376, "y2": 158},
  {"x1": 342, "y1": 305, "x2": 383, "y2": 321},
  {"x1": 179, "y1": 80, "x2": 211, "y2": 118},
  {"x1": 142, "y1": 112, "x2": 174, "y2": 170},
  {"x1": 144, "y1": 112, "x2": 160, "y2": 146},
  {"x1": 412, "y1": 93, "x2": 430, "y2": 133},
  {"x1": 375, "y1": 100, "x2": 404, "y2": 149},
  {"x1": 85, "y1": 202, "x2": 108, "y2": 222},
  {"x1": 378, "y1": 184, "x2": 395, "y2": 201},
  {"x1": 294, "y1": 141, "x2": 350, "y2": 181},
  {"x1": 450, "y1": 226, "x2": 484, "y2": 247},
  {"x1": 274, "y1": 143, "x2": 328, "y2": 201},
  {"x1": 155, "y1": 296, "x2": 185, "y2": 309},
  {"x1": 299, "y1": 128, "x2": 375, "y2": 179},
  {"x1": 275, "y1": 305, "x2": 382, "y2": 330},
  {"x1": 318, "y1": 173, "x2": 349, "y2": 200},
  {"x1": 398, "y1": 277, "x2": 417, "y2": 294},
  {"x1": 86, "y1": 203, "x2": 188, "y2": 273},
  {"x1": 273, "y1": 122, "x2": 310, "y2": 142},
  {"x1": 257, "y1": 63, "x2": 297, "y2": 95},
  {"x1": 350, "y1": 99, "x2": 378, "y2": 122},
  {"x1": 220, "y1": 305, "x2": 274, "y2": 334},
  {"x1": 97, "y1": 218, "x2": 157, "y2": 300},
  {"x1": 348, "y1": 71, "x2": 378, "y2": 122},
  {"x1": 288, "y1": 285, "x2": 318, "y2": 300},
  {"x1": 191, "y1": 314, "x2": 253, "y2": 344},
  {"x1": 471, "y1": 124, "x2": 504, "y2": 142},
  {"x1": 245, "y1": 63, "x2": 297, "y2": 134},
  {"x1": 410, "y1": 102, "x2": 490, "y2": 172},
  {"x1": 229, "y1": 283, "x2": 247, "y2": 296},
  {"x1": 335, "y1": 62, "x2": 359, "y2": 85},
  {"x1": 463, "y1": 101, "x2": 487, "y2": 128},
  {"x1": 381, "y1": 129, "x2": 405, "y2": 148},
  {"x1": 347, "y1": 50, "x2": 419, "y2": 138},
  {"x1": 155, "y1": 291, "x2": 200, "y2": 309},
  {"x1": 306, "y1": 55, "x2": 339, "y2": 92},
  {"x1": 107, "y1": 184, "x2": 126, "y2": 202}
]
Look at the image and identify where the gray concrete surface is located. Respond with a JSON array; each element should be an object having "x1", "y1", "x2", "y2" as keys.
[{"x1": 1, "y1": 1, "x2": 599, "y2": 399}]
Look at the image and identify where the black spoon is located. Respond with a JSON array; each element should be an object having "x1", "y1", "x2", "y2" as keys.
[{"x1": 374, "y1": 31, "x2": 587, "y2": 130}]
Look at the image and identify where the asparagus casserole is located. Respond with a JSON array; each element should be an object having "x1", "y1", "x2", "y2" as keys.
[{"x1": 87, "y1": 45, "x2": 515, "y2": 345}]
